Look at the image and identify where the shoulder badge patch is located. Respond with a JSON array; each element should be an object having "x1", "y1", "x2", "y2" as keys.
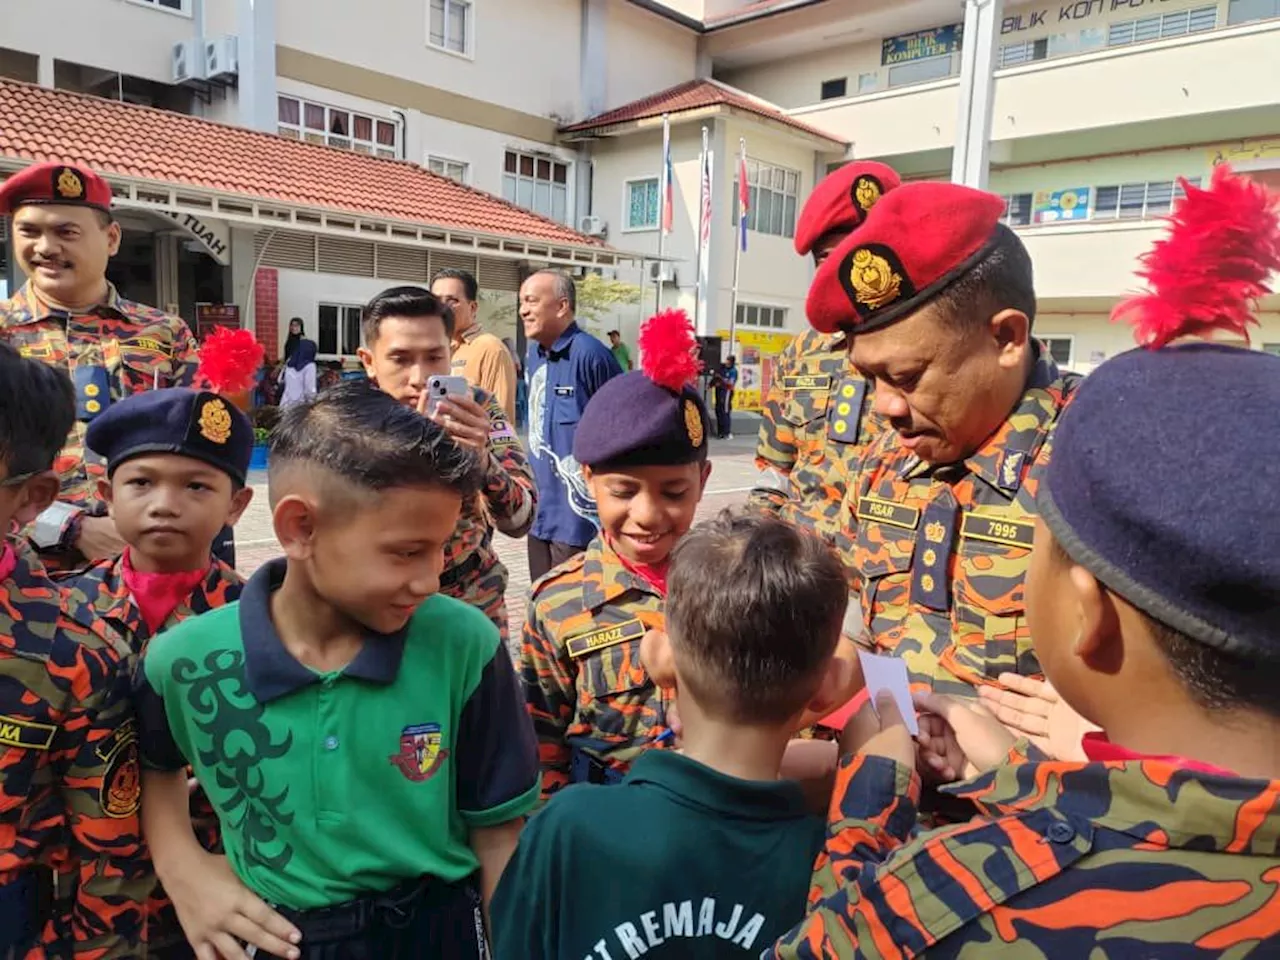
[
  {"x1": 848, "y1": 248, "x2": 903, "y2": 310},
  {"x1": 683, "y1": 398, "x2": 704, "y2": 447},
  {"x1": 390, "y1": 723, "x2": 450, "y2": 783},
  {"x1": 0, "y1": 715, "x2": 57, "y2": 751},
  {"x1": 97, "y1": 720, "x2": 141, "y2": 819},
  {"x1": 55, "y1": 166, "x2": 85, "y2": 201},
  {"x1": 198, "y1": 397, "x2": 232, "y2": 444}
]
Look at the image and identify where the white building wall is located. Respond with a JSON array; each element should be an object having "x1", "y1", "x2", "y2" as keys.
[{"x1": 603, "y1": 2, "x2": 700, "y2": 111}]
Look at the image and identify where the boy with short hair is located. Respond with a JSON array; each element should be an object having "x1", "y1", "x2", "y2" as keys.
[
  {"x1": 494, "y1": 510, "x2": 854, "y2": 959},
  {"x1": 0, "y1": 342, "x2": 149, "y2": 958},
  {"x1": 520, "y1": 309, "x2": 713, "y2": 796},
  {"x1": 135, "y1": 380, "x2": 540, "y2": 960},
  {"x1": 769, "y1": 165, "x2": 1280, "y2": 957}
]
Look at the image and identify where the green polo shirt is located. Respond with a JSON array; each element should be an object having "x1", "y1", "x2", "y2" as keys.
[
  {"x1": 491, "y1": 750, "x2": 823, "y2": 958},
  {"x1": 135, "y1": 558, "x2": 540, "y2": 910}
]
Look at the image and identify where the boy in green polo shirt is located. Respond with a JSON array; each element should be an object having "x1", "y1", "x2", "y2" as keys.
[
  {"x1": 134, "y1": 380, "x2": 540, "y2": 960},
  {"x1": 494, "y1": 510, "x2": 856, "y2": 959}
]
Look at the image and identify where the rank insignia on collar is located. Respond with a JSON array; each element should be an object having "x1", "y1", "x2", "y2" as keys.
[
  {"x1": 925, "y1": 520, "x2": 947, "y2": 543},
  {"x1": 198, "y1": 397, "x2": 232, "y2": 444}
]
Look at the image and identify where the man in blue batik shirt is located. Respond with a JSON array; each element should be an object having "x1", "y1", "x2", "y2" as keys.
[{"x1": 521, "y1": 270, "x2": 623, "y2": 581}]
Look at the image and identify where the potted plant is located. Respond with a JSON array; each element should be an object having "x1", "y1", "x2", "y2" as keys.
[{"x1": 249, "y1": 427, "x2": 271, "y2": 471}]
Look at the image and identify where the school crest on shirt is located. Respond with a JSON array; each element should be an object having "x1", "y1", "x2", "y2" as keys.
[{"x1": 390, "y1": 722, "x2": 449, "y2": 783}]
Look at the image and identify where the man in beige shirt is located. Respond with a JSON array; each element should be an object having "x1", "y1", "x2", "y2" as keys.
[{"x1": 432, "y1": 267, "x2": 517, "y2": 421}]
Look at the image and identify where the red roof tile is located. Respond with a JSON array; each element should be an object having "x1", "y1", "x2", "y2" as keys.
[
  {"x1": 0, "y1": 79, "x2": 602, "y2": 248},
  {"x1": 559, "y1": 79, "x2": 845, "y2": 145}
]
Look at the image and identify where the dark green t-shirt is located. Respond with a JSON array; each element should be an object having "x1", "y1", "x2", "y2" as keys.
[
  {"x1": 136, "y1": 558, "x2": 540, "y2": 910},
  {"x1": 491, "y1": 750, "x2": 823, "y2": 959}
]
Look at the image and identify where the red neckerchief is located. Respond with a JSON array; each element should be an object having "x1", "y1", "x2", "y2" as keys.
[
  {"x1": 120, "y1": 547, "x2": 209, "y2": 634},
  {"x1": 606, "y1": 536, "x2": 670, "y2": 597},
  {"x1": 0, "y1": 543, "x2": 15, "y2": 582},
  {"x1": 1081, "y1": 731, "x2": 1237, "y2": 777}
]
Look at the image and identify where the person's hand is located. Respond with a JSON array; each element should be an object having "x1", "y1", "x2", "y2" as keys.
[
  {"x1": 840, "y1": 691, "x2": 915, "y2": 769},
  {"x1": 430, "y1": 394, "x2": 491, "y2": 453},
  {"x1": 75, "y1": 514, "x2": 126, "y2": 560},
  {"x1": 167, "y1": 851, "x2": 301, "y2": 960},
  {"x1": 977, "y1": 674, "x2": 1096, "y2": 761},
  {"x1": 913, "y1": 692, "x2": 1016, "y2": 781}
]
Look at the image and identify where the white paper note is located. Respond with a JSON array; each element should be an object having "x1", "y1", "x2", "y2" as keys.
[{"x1": 857, "y1": 650, "x2": 919, "y2": 736}]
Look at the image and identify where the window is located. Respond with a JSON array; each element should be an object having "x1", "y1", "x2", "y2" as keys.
[
  {"x1": 277, "y1": 96, "x2": 400, "y2": 159},
  {"x1": 502, "y1": 150, "x2": 570, "y2": 223},
  {"x1": 820, "y1": 77, "x2": 848, "y2": 100},
  {"x1": 316, "y1": 303, "x2": 364, "y2": 359},
  {"x1": 1047, "y1": 28, "x2": 1106, "y2": 57},
  {"x1": 429, "y1": 0, "x2": 472, "y2": 55},
  {"x1": 733, "y1": 159, "x2": 800, "y2": 240},
  {"x1": 1107, "y1": 5, "x2": 1216, "y2": 46},
  {"x1": 857, "y1": 72, "x2": 879, "y2": 94},
  {"x1": 624, "y1": 178, "x2": 660, "y2": 231},
  {"x1": 1262, "y1": 343, "x2": 1280, "y2": 356},
  {"x1": 1091, "y1": 178, "x2": 1200, "y2": 220},
  {"x1": 128, "y1": 0, "x2": 188, "y2": 12},
  {"x1": 999, "y1": 38, "x2": 1048, "y2": 67},
  {"x1": 887, "y1": 55, "x2": 955, "y2": 88},
  {"x1": 1000, "y1": 193, "x2": 1034, "y2": 226},
  {"x1": 736, "y1": 304, "x2": 787, "y2": 329},
  {"x1": 1040, "y1": 336, "x2": 1074, "y2": 368},
  {"x1": 1228, "y1": 0, "x2": 1280, "y2": 25},
  {"x1": 426, "y1": 155, "x2": 469, "y2": 183}
]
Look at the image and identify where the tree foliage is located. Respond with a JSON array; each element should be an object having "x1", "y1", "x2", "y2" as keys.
[{"x1": 480, "y1": 273, "x2": 642, "y2": 334}]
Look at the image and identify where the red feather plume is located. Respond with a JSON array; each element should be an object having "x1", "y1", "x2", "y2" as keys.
[
  {"x1": 1113, "y1": 164, "x2": 1280, "y2": 349},
  {"x1": 638, "y1": 308, "x2": 702, "y2": 391},
  {"x1": 195, "y1": 327, "x2": 265, "y2": 395}
]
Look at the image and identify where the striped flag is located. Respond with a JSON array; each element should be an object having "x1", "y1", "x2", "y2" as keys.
[
  {"x1": 661, "y1": 114, "x2": 674, "y2": 235},
  {"x1": 699, "y1": 137, "x2": 713, "y2": 254},
  {"x1": 737, "y1": 141, "x2": 749, "y2": 252}
]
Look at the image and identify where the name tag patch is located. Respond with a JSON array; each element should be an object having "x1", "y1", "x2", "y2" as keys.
[
  {"x1": 781, "y1": 375, "x2": 832, "y2": 392},
  {"x1": 566, "y1": 618, "x2": 646, "y2": 659},
  {"x1": 856, "y1": 496, "x2": 920, "y2": 531},
  {"x1": 554, "y1": 385, "x2": 576, "y2": 398},
  {"x1": 961, "y1": 514, "x2": 1035, "y2": 550},
  {"x1": 0, "y1": 715, "x2": 57, "y2": 751}
]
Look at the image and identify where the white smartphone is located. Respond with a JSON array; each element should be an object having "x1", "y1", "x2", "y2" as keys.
[{"x1": 424, "y1": 375, "x2": 470, "y2": 415}]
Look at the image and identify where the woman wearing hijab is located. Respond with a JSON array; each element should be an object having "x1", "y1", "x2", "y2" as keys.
[{"x1": 279, "y1": 317, "x2": 318, "y2": 406}]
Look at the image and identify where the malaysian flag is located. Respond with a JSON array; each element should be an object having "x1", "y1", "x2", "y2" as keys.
[
  {"x1": 699, "y1": 137, "x2": 713, "y2": 254},
  {"x1": 737, "y1": 141, "x2": 750, "y2": 252}
]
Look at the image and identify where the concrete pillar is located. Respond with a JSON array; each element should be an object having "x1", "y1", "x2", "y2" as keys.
[
  {"x1": 580, "y1": 0, "x2": 608, "y2": 118},
  {"x1": 951, "y1": 0, "x2": 1004, "y2": 188},
  {"x1": 701, "y1": 118, "x2": 727, "y2": 339},
  {"x1": 37, "y1": 55, "x2": 55, "y2": 88},
  {"x1": 237, "y1": 0, "x2": 278, "y2": 133},
  {"x1": 154, "y1": 234, "x2": 182, "y2": 315}
]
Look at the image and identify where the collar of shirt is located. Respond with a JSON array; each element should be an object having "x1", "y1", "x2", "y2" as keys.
[
  {"x1": 451, "y1": 324, "x2": 483, "y2": 352},
  {"x1": 120, "y1": 547, "x2": 211, "y2": 635},
  {"x1": 624, "y1": 750, "x2": 811, "y2": 822},
  {"x1": 0, "y1": 541, "x2": 15, "y2": 582},
  {"x1": 240, "y1": 557, "x2": 408, "y2": 703},
  {"x1": 903, "y1": 344, "x2": 1065, "y2": 495},
  {"x1": 605, "y1": 534, "x2": 670, "y2": 597},
  {"x1": 80, "y1": 552, "x2": 240, "y2": 641},
  {"x1": 1080, "y1": 731, "x2": 1238, "y2": 777},
  {"x1": 580, "y1": 535, "x2": 665, "y2": 616},
  {"x1": 944, "y1": 752, "x2": 1277, "y2": 855},
  {"x1": 537, "y1": 321, "x2": 582, "y2": 360},
  {"x1": 5, "y1": 281, "x2": 130, "y2": 326}
]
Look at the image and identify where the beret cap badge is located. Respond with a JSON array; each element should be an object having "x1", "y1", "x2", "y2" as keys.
[
  {"x1": 55, "y1": 167, "x2": 84, "y2": 200},
  {"x1": 683, "y1": 398, "x2": 704, "y2": 447},
  {"x1": 848, "y1": 248, "x2": 902, "y2": 310},
  {"x1": 853, "y1": 176, "x2": 882, "y2": 213},
  {"x1": 198, "y1": 398, "x2": 233, "y2": 444}
]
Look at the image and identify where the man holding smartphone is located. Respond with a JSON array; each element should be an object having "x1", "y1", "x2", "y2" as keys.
[{"x1": 357, "y1": 285, "x2": 537, "y2": 644}]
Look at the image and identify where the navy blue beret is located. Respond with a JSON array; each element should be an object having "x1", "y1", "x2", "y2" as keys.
[
  {"x1": 573, "y1": 372, "x2": 710, "y2": 468},
  {"x1": 85, "y1": 388, "x2": 254, "y2": 486},
  {"x1": 1039, "y1": 343, "x2": 1280, "y2": 662}
]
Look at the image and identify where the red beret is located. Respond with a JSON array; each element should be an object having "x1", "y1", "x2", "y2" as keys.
[
  {"x1": 806, "y1": 182, "x2": 1007, "y2": 335},
  {"x1": 0, "y1": 162, "x2": 113, "y2": 215},
  {"x1": 794, "y1": 161, "x2": 901, "y2": 257}
]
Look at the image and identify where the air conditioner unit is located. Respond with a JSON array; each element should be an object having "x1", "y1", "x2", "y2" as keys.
[
  {"x1": 172, "y1": 40, "x2": 206, "y2": 84},
  {"x1": 649, "y1": 261, "x2": 676, "y2": 284},
  {"x1": 578, "y1": 215, "x2": 607, "y2": 237},
  {"x1": 205, "y1": 36, "x2": 239, "y2": 80}
]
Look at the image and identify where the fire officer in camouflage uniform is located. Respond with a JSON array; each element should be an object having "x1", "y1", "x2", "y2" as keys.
[
  {"x1": 807, "y1": 181, "x2": 1081, "y2": 698},
  {"x1": 0, "y1": 162, "x2": 207, "y2": 572},
  {"x1": 749, "y1": 161, "x2": 901, "y2": 534},
  {"x1": 0, "y1": 343, "x2": 149, "y2": 959},
  {"x1": 357, "y1": 286, "x2": 535, "y2": 644}
]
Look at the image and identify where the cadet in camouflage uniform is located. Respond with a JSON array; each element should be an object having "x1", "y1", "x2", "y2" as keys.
[
  {"x1": 0, "y1": 343, "x2": 149, "y2": 959},
  {"x1": 750, "y1": 162, "x2": 900, "y2": 535},
  {"x1": 804, "y1": 182, "x2": 1080, "y2": 698},
  {"x1": 772, "y1": 166, "x2": 1280, "y2": 958},
  {"x1": 356, "y1": 286, "x2": 535, "y2": 644},
  {"x1": 521, "y1": 309, "x2": 711, "y2": 798},
  {"x1": 0, "y1": 163, "x2": 202, "y2": 572}
]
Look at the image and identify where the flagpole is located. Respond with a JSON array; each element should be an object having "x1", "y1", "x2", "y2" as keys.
[
  {"x1": 728, "y1": 137, "x2": 746, "y2": 362},
  {"x1": 655, "y1": 113, "x2": 671, "y2": 313},
  {"x1": 693, "y1": 124, "x2": 709, "y2": 333}
]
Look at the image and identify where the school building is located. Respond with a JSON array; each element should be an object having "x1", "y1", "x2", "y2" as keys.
[{"x1": 2, "y1": 0, "x2": 1278, "y2": 406}]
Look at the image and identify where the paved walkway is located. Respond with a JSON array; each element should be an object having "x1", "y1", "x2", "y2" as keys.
[{"x1": 232, "y1": 420, "x2": 763, "y2": 646}]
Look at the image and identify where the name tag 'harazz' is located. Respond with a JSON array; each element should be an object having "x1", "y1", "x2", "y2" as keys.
[{"x1": 566, "y1": 618, "x2": 646, "y2": 659}]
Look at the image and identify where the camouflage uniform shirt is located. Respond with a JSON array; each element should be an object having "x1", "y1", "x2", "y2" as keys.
[
  {"x1": 839, "y1": 350, "x2": 1080, "y2": 696},
  {"x1": 440, "y1": 388, "x2": 536, "y2": 644},
  {"x1": 520, "y1": 535, "x2": 672, "y2": 800},
  {"x1": 750, "y1": 328, "x2": 881, "y2": 537},
  {"x1": 0, "y1": 541, "x2": 148, "y2": 959},
  {"x1": 771, "y1": 751, "x2": 1280, "y2": 957}
]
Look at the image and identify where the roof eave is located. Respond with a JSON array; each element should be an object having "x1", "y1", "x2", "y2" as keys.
[{"x1": 561, "y1": 104, "x2": 847, "y2": 150}]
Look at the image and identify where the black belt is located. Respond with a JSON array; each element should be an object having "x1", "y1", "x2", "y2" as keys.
[
  {"x1": 273, "y1": 876, "x2": 435, "y2": 945},
  {"x1": 439, "y1": 553, "x2": 483, "y2": 590}
]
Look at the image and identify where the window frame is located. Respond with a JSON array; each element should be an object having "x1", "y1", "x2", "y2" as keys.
[
  {"x1": 735, "y1": 302, "x2": 788, "y2": 330},
  {"x1": 1090, "y1": 178, "x2": 1200, "y2": 221},
  {"x1": 125, "y1": 0, "x2": 191, "y2": 15},
  {"x1": 622, "y1": 176, "x2": 661, "y2": 233},
  {"x1": 427, "y1": 0, "x2": 474, "y2": 58},
  {"x1": 315, "y1": 302, "x2": 366, "y2": 361},
  {"x1": 501, "y1": 149, "x2": 572, "y2": 225},
  {"x1": 820, "y1": 77, "x2": 848, "y2": 101},
  {"x1": 1039, "y1": 335, "x2": 1076, "y2": 369},
  {"x1": 277, "y1": 95, "x2": 401, "y2": 160},
  {"x1": 731, "y1": 158, "x2": 801, "y2": 241},
  {"x1": 425, "y1": 154, "x2": 470, "y2": 184}
]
